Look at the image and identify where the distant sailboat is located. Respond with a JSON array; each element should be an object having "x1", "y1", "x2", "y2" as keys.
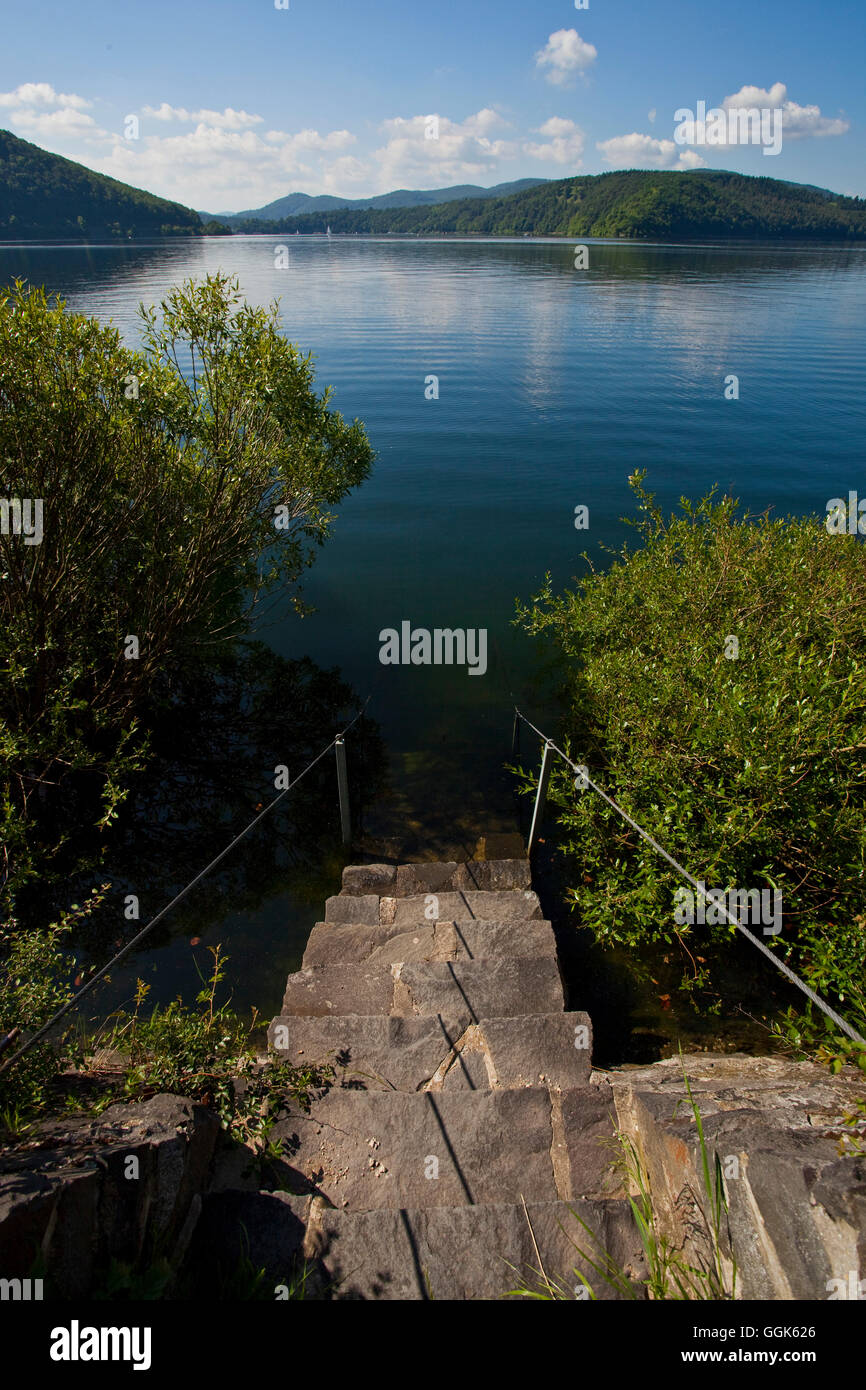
[{"x1": 326, "y1": 224, "x2": 332, "y2": 237}]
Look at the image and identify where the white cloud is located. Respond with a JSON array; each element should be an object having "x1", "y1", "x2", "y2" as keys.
[
  {"x1": 264, "y1": 127, "x2": 355, "y2": 151},
  {"x1": 7, "y1": 106, "x2": 107, "y2": 143},
  {"x1": 141, "y1": 104, "x2": 263, "y2": 128},
  {"x1": 722, "y1": 83, "x2": 849, "y2": 139},
  {"x1": 524, "y1": 117, "x2": 585, "y2": 166},
  {"x1": 97, "y1": 122, "x2": 356, "y2": 206},
  {"x1": 317, "y1": 155, "x2": 372, "y2": 191},
  {"x1": 0, "y1": 80, "x2": 363, "y2": 206},
  {"x1": 598, "y1": 132, "x2": 705, "y2": 170},
  {"x1": 648, "y1": 108, "x2": 657, "y2": 124},
  {"x1": 371, "y1": 109, "x2": 516, "y2": 189},
  {"x1": 142, "y1": 102, "x2": 191, "y2": 122},
  {"x1": 0, "y1": 82, "x2": 91, "y2": 110},
  {"x1": 535, "y1": 29, "x2": 597, "y2": 87},
  {"x1": 0, "y1": 83, "x2": 105, "y2": 145}
]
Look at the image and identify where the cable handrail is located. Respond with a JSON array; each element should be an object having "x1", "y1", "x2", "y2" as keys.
[
  {"x1": 513, "y1": 706, "x2": 866, "y2": 1049},
  {"x1": 0, "y1": 698, "x2": 370, "y2": 1077}
]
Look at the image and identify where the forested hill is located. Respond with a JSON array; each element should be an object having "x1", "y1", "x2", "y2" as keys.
[
  {"x1": 233, "y1": 169, "x2": 866, "y2": 241},
  {"x1": 0, "y1": 130, "x2": 211, "y2": 238}
]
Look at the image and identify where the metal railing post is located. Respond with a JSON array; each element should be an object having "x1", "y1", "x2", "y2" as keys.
[
  {"x1": 526, "y1": 739, "x2": 554, "y2": 855},
  {"x1": 335, "y1": 737, "x2": 351, "y2": 846}
]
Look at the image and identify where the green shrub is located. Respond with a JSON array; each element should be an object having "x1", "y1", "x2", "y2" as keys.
[
  {"x1": 0, "y1": 273, "x2": 373, "y2": 908},
  {"x1": 0, "y1": 892, "x2": 105, "y2": 1121},
  {"x1": 516, "y1": 474, "x2": 866, "y2": 1056}
]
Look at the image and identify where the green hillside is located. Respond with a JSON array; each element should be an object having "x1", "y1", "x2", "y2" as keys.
[
  {"x1": 236, "y1": 169, "x2": 866, "y2": 241},
  {"x1": 0, "y1": 130, "x2": 207, "y2": 238}
]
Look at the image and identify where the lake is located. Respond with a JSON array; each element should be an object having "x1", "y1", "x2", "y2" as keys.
[{"x1": 2, "y1": 234, "x2": 864, "y2": 1047}]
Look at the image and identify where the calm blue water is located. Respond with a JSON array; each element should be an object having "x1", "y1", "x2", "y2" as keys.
[{"x1": 3, "y1": 235, "x2": 865, "y2": 1021}]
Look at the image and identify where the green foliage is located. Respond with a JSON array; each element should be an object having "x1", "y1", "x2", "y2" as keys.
[
  {"x1": 515, "y1": 474, "x2": 866, "y2": 1051},
  {"x1": 2, "y1": 938, "x2": 334, "y2": 1158},
  {"x1": 94, "y1": 947, "x2": 334, "y2": 1157},
  {"x1": 232, "y1": 170, "x2": 866, "y2": 241},
  {"x1": 0, "y1": 273, "x2": 373, "y2": 906},
  {"x1": 0, "y1": 891, "x2": 105, "y2": 1119},
  {"x1": 0, "y1": 128, "x2": 203, "y2": 238}
]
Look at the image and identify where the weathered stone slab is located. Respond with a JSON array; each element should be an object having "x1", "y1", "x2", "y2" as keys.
[
  {"x1": 323, "y1": 894, "x2": 380, "y2": 923},
  {"x1": 393, "y1": 862, "x2": 460, "y2": 896},
  {"x1": 393, "y1": 957, "x2": 564, "y2": 1020},
  {"x1": 280, "y1": 956, "x2": 564, "y2": 1021},
  {"x1": 325, "y1": 889, "x2": 543, "y2": 925},
  {"x1": 551, "y1": 1079, "x2": 622, "y2": 1199},
  {"x1": 270, "y1": 1087, "x2": 560, "y2": 1210},
  {"x1": 267, "y1": 1014, "x2": 468, "y2": 1091},
  {"x1": 267, "y1": 1011, "x2": 594, "y2": 1096},
  {"x1": 390, "y1": 890, "x2": 542, "y2": 925},
  {"x1": 304, "y1": 1197, "x2": 644, "y2": 1300},
  {"x1": 340, "y1": 860, "x2": 533, "y2": 898},
  {"x1": 341, "y1": 863, "x2": 397, "y2": 895},
  {"x1": 453, "y1": 860, "x2": 532, "y2": 893},
  {"x1": 302, "y1": 918, "x2": 556, "y2": 969},
  {"x1": 280, "y1": 964, "x2": 395, "y2": 1017},
  {"x1": 478, "y1": 1012, "x2": 593, "y2": 1090},
  {"x1": 387, "y1": 859, "x2": 532, "y2": 897}
]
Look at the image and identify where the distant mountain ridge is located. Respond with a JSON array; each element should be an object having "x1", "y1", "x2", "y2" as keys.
[
  {"x1": 204, "y1": 178, "x2": 549, "y2": 224},
  {"x1": 2, "y1": 132, "x2": 863, "y2": 244},
  {"x1": 0, "y1": 129, "x2": 210, "y2": 239},
  {"x1": 229, "y1": 169, "x2": 866, "y2": 242}
]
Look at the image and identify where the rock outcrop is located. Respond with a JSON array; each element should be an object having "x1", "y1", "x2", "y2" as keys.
[
  {"x1": 0, "y1": 1095, "x2": 218, "y2": 1297},
  {"x1": 609, "y1": 1053, "x2": 866, "y2": 1301}
]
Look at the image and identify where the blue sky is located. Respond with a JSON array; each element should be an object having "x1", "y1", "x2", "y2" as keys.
[{"x1": 0, "y1": 0, "x2": 862, "y2": 211}]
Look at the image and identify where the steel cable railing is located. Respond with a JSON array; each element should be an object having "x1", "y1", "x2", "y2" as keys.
[
  {"x1": 514, "y1": 705, "x2": 866, "y2": 1048},
  {"x1": 0, "y1": 698, "x2": 369, "y2": 1077}
]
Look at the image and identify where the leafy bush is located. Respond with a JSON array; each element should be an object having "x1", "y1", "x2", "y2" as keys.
[
  {"x1": 0, "y1": 273, "x2": 373, "y2": 907},
  {"x1": 516, "y1": 474, "x2": 866, "y2": 1055},
  {"x1": 0, "y1": 892, "x2": 106, "y2": 1121},
  {"x1": 101, "y1": 947, "x2": 333, "y2": 1157}
]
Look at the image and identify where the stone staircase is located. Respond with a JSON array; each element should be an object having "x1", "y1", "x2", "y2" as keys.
[{"x1": 196, "y1": 858, "x2": 646, "y2": 1299}]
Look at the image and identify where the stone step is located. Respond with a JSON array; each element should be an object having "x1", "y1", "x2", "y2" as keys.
[
  {"x1": 340, "y1": 859, "x2": 532, "y2": 898},
  {"x1": 302, "y1": 918, "x2": 556, "y2": 969},
  {"x1": 268, "y1": 1082, "x2": 619, "y2": 1211},
  {"x1": 267, "y1": 1011, "x2": 594, "y2": 1092},
  {"x1": 189, "y1": 1190, "x2": 643, "y2": 1300},
  {"x1": 279, "y1": 956, "x2": 565, "y2": 1021},
  {"x1": 324, "y1": 889, "x2": 543, "y2": 926}
]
